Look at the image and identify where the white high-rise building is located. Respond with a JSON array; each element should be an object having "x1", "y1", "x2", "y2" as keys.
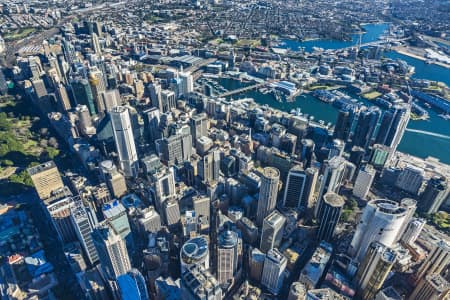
[
  {"x1": 349, "y1": 199, "x2": 409, "y2": 262},
  {"x1": 163, "y1": 199, "x2": 180, "y2": 228},
  {"x1": 353, "y1": 164, "x2": 376, "y2": 199},
  {"x1": 110, "y1": 106, "x2": 139, "y2": 177},
  {"x1": 256, "y1": 167, "x2": 280, "y2": 226},
  {"x1": 217, "y1": 230, "x2": 240, "y2": 286},
  {"x1": 152, "y1": 167, "x2": 176, "y2": 211},
  {"x1": 416, "y1": 240, "x2": 450, "y2": 281},
  {"x1": 402, "y1": 218, "x2": 426, "y2": 245},
  {"x1": 261, "y1": 248, "x2": 287, "y2": 296},
  {"x1": 179, "y1": 72, "x2": 194, "y2": 97}
]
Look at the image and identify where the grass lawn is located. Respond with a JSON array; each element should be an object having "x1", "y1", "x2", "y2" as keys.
[
  {"x1": 362, "y1": 91, "x2": 382, "y2": 100},
  {"x1": 4, "y1": 27, "x2": 36, "y2": 41}
]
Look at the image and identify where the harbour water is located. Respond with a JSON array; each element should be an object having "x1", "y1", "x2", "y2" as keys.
[{"x1": 217, "y1": 23, "x2": 450, "y2": 163}]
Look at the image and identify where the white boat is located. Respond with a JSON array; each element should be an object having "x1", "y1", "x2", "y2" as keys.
[{"x1": 438, "y1": 114, "x2": 450, "y2": 120}]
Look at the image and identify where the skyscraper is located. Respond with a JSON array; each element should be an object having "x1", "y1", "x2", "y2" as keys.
[
  {"x1": 415, "y1": 240, "x2": 450, "y2": 282},
  {"x1": 315, "y1": 156, "x2": 347, "y2": 218},
  {"x1": 288, "y1": 282, "x2": 307, "y2": 300},
  {"x1": 28, "y1": 161, "x2": 65, "y2": 200},
  {"x1": 419, "y1": 176, "x2": 449, "y2": 214},
  {"x1": 353, "y1": 164, "x2": 376, "y2": 200},
  {"x1": 375, "y1": 103, "x2": 410, "y2": 158},
  {"x1": 91, "y1": 33, "x2": 102, "y2": 55},
  {"x1": 352, "y1": 106, "x2": 381, "y2": 150},
  {"x1": 317, "y1": 192, "x2": 344, "y2": 242},
  {"x1": 47, "y1": 196, "x2": 77, "y2": 243},
  {"x1": 151, "y1": 167, "x2": 176, "y2": 211},
  {"x1": 144, "y1": 107, "x2": 161, "y2": 145},
  {"x1": 260, "y1": 210, "x2": 286, "y2": 253},
  {"x1": 190, "y1": 113, "x2": 208, "y2": 146},
  {"x1": 355, "y1": 242, "x2": 397, "y2": 300},
  {"x1": 261, "y1": 248, "x2": 287, "y2": 296},
  {"x1": 70, "y1": 197, "x2": 99, "y2": 265},
  {"x1": 161, "y1": 90, "x2": 176, "y2": 112},
  {"x1": 148, "y1": 82, "x2": 162, "y2": 111},
  {"x1": 283, "y1": 166, "x2": 307, "y2": 209},
  {"x1": 163, "y1": 199, "x2": 181, "y2": 229},
  {"x1": 110, "y1": 106, "x2": 139, "y2": 177},
  {"x1": 349, "y1": 199, "x2": 409, "y2": 262},
  {"x1": 102, "y1": 200, "x2": 132, "y2": 251},
  {"x1": 180, "y1": 236, "x2": 210, "y2": 273},
  {"x1": 402, "y1": 218, "x2": 426, "y2": 245},
  {"x1": 92, "y1": 223, "x2": 131, "y2": 280},
  {"x1": 179, "y1": 71, "x2": 194, "y2": 97},
  {"x1": 117, "y1": 269, "x2": 149, "y2": 300},
  {"x1": 217, "y1": 230, "x2": 240, "y2": 286},
  {"x1": 256, "y1": 167, "x2": 280, "y2": 226},
  {"x1": 409, "y1": 274, "x2": 450, "y2": 300},
  {"x1": 71, "y1": 78, "x2": 97, "y2": 115},
  {"x1": 333, "y1": 109, "x2": 353, "y2": 141},
  {"x1": 193, "y1": 195, "x2": 210, "y2": 221}
]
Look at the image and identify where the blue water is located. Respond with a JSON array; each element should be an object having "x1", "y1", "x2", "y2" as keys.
[
  {"x1": 280, "y1": 23, "x2": 389, "y2": 52},
  {"x1": 216, "y1": 23, "x2": 450, "y2": 163},
  {"x1": 384, "y1": 51, "x2": 450, "y2": 87}
]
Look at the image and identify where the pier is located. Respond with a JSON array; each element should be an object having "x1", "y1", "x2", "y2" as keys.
[{"x1": 217, "y1": 80, "x2": 276, "y2": 98}]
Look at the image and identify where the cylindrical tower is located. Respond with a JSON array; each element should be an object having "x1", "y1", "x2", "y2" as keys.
[{"x1": 256, "y1": 167, "x2": 280, "y2": 226}]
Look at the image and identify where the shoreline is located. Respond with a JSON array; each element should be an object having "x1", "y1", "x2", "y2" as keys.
[{"x1": 392, "y1": 47, "x2": 450, "y2": 69}]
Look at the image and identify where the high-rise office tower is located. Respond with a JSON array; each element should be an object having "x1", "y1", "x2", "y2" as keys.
[
  {"x1": 158, "y1": 133, "x2": 192, "y2": 166},
  {"x1": 261, "y1": 248, "x2": 287, "y2": 296},
  {"x1": 419, "y1": 176, "x2": 449, "y2": 214},
  {"x1": 260, "y1": 210, "x2": 286, "y2": 253},
  {"x1": 101, "y1": 89, "x2": 121, "y2": 112},
  {"x1": 117, "y1": 269, "x2": 149, "y2": 300},
  {"x1": 76, "y1": 104, "x2": 94, "y2": 135},
  {"x1": 217, "y1": 230, "x2": 240, "y2": 286},
  {"x1": 28, "y1": 161, "x2": 64, "y2": 200},
  {"x1": 190, "y1": 113, "x2": 208, "y2": 145},
  {"x1": 100, "y1": 160, "x2": 128, "y2": 198},
  {"x1": 416, "y1": 240, "x2": 450, "y2": 281},
  {"x1": 71, "y1": 78, "x2": 97, "y2": 115},
  {"x1": 333, "y1": 109, "x2": 353, "y2": 141},
  {"x1": 193, "y1": 195, "x2": 210, "y2": 221},
  {"x1": 301, "y1": 167, "x2": 319, "y2": 214},
  {"x1": 148, "y1": 82, "x2": 162, "y2": 111},
  {"x1": 256, "y1": 167, "x2": 280, "y2": 226},
  {"x1": 402, "y1": 218, "x2": 426, "y2": 245},
  {"x1": 317, "y1": 192, "x2": 345, "y2": 242},
  {"x1": 47, "y1": 196, "x2": 77, "y2": 243},
  {"x1": 92, "y1": 223, "x2": 131, "y2": 279},
  {"x1": 355, "y1": 242, "x2": 397, "y2": 300},
  {"x1": 353, "y1": 164, "x2": 376, "y2": 200},
  {"x1": 70, "y1": 197, "x2": 99, "y2": 265},
  {"x1": 376, "y1": 103, "x2": 410, "y2": 158},
  {"x1": 352, "y1": 106, "x2": 381, "y2": 150},
  {"x1": 137, "y1": 206, "x2": 161, "y2": 235},
  {"x1": 179, "y1": 72, "x2": 194, "y2": 97},
  {"x1": 396, "y1": 198, "x2": 417, "y2": 241},
  {"x1": 409, "y1": 274, "x2": 450, "y2": 300},
  {"x1": 89, "y1": 68, "x2": 106, "y2": 112},
  {"x1": 161, "y1": 90, "x2": 176, "y2": 113},
  {"x1": 316, "y1": 156, "x2": 347, "y2": 218},
  {"x1": 102, "y1": 200, "x2": 132, "y2": 251},
  {"x1": 55, "y1": 83, "x2": 72, "y2": 112},
  {"x1": 249, "y1": 247, "x2": 266, "y2": 282},
  {"x1": 163, "y1": 199, "x2": 181, "y2": 229},
  {"x1": 349, "y1": 199, "x2": 409, "y2": 262},
  {"x1": 151, "y1": 167, "x2": 176, "y2": 211},
  {"x1": 300, "y1": 139, "x2": 315, "y2": 168},
  {"x1": 180, "y1": 236, "x2": 210, "y2": 273},
  {"x1": 110, "y1": 106, "x2": 139, "y2": 177},
  {"x1": 283, "y1": 166, "x2": 307, "y2": 209},
  {"x1": 91, "y1": 33, "x2": 102, "y2": 55},
  {"x1": 197, "y1": 150, "x2": 220, "y2": 183},
  {"x1": 181, "y1": 265, "x2": 222, "y2": 300},
  {"x1": 143, "y1": 107, "x2": 161, "y2": 145}
]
